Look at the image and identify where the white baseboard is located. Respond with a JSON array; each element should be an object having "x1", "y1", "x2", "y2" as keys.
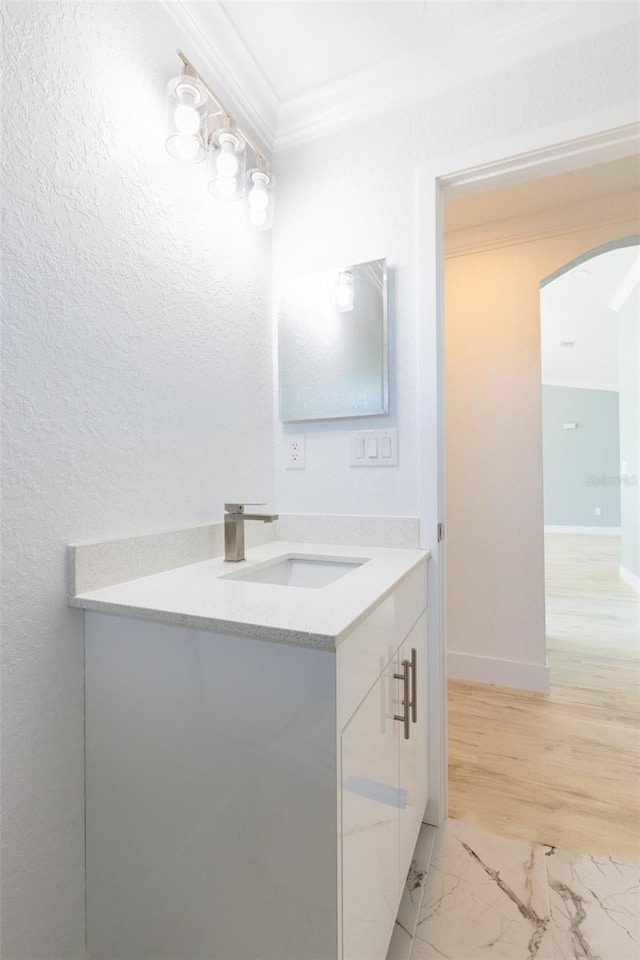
[
  {"x1": 448, "y1": 651, "x2": 550, "y2": 693},
  {"x1": 619, "y1": 565, "x2": 640, "y2": 594},
  {"x1": 544, "y1": 525, "x2": 621, "y2": 535}
]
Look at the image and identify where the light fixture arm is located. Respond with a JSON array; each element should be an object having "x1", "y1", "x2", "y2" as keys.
[{"x1": 176, "y1": 50, "x2": 268, "y2": 168}]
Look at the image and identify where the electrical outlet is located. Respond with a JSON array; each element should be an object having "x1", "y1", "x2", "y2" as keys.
[
  {"x1": 595, "y1": 507, "x2": 601, "y2": 516},
  {"x1": 285, "y1": 434, "x2": 305, "y2": 469}
]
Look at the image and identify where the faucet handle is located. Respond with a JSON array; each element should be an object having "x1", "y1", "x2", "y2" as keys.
[{"x1": 224, "y1": 502, "x2": 266, "y2": 514}]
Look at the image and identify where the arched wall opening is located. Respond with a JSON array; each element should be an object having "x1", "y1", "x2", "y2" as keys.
[
  {"x1": 540, "y1": 234, "x2": 639, "y2": 678},
  {"x1": 444, "y1": 224, "x2": 639, "y2": 696}
]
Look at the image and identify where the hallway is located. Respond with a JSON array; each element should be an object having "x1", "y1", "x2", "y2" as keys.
[{"x1": 448, "y1": 533, "x2": 639, "y2": 860}]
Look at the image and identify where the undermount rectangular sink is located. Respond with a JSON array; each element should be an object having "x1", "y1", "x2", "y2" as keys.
[{"x1": 223, "y1": 555, "x2": 366, "y2": 589}]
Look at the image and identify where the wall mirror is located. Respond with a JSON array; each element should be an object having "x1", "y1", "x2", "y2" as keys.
[{"x1": 278, "y1": 257, "x2": 389, "y2": 422}]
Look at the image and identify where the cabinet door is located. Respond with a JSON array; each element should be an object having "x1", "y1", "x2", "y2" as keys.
[
  {"x1": 341, "y1": 656, "x2": 400, "y2": 960},
  {"x1": 397, "y1": 612, "x2": 429, "y2": 884}
]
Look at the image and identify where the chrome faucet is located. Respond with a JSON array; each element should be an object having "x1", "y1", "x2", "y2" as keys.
[{"x1": 224, "y1": 503, "x2": 279, "y2": 562}]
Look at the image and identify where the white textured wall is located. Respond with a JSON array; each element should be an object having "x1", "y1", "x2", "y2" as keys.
[
  {"x1": 272, "y1": 23, "x2": 639, "y2": 519},
  {"x1": 444, "y1": 221, "x2": 638, "y2": 686},
  {"x1": 1, "y1": 3, "x2": 273, "y2": 957}
]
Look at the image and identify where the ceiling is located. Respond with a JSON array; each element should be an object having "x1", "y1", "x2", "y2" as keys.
[
  {"x1": 161, "y1": 1, "x2": 640, "y2": 151},
  {"x1": 444, "y1": 155, "x2": 640, "y2": 256},
  {"x1": 446, "y1": 156, "x2": 640, "y2": 235},
  {"x1": 541, "y1": 243, "x2": 639, "y2": 389},
  {"x1": 445, "y1": 159, "x2": 639, "y2": 389},
  {"x1": 219, "y1": 1, "x2": 512, "y2": 103}
]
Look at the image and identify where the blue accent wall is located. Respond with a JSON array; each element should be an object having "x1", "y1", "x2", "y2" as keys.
[{"x1": 542, "y1": 385, "x2": 620, "y2": 527}]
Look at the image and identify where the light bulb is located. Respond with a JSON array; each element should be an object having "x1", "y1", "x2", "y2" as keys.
[
  {"x1": 216, "y1": 141, "x2": 239, "y2": 178},
  {"x1": 174, "y1": 103, "x2": 200, "y2": 135},
  {"x1": 248, "y1": 207, "x2": 268, "y2": 228},
  {"x1": 244, "y1": 167, "x2": 273, "y2": 229},
  {"x1": 248, "y1": 180, "x2": 269, "y2": 211}
]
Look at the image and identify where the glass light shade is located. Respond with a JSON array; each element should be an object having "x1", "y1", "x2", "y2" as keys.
[
  {"x1": 248, "y1": 174, "x2": 269, "y2": 211},
  {"x1": 248, "y1": 207, "x2": 268, "y2": 228},
  {"x1": 167, "y1": 73, "x2": 208, "y2": 109},
  {"x1": 208, "y1": 128, "x2": 246, "y2": 201},
  {"x1": 214, "y1": 177, "x2": 240, "y2": 200},
  {"x1": 243, "y1": 166, "x2": 275, "y2": 231},
  {"x1": 166, "y1": 132, "x2": 207, "y2": 164},
  {"x1": 166, "y1": 71, "x2": 207, "y2": 164}
]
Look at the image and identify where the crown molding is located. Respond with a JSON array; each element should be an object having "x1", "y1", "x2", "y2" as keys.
[
  {"x1": 445, "y1": 190, "x2": 640, "y2": 259},
  {"x1": 159, "y1": 0, "x2": 278, "y2": 157},
  {"x1": 275, "y1": 45, "x2": 451, "y2": 152},
  {"x1": 159, "y1": 1, "x2": 638, "y2": 154},
  {"x1": 275, "y1": 3, "x2": 639, "y2": 151},
  {"x1": 439, "y1": 119, "x2": 640, "y2": 198}
]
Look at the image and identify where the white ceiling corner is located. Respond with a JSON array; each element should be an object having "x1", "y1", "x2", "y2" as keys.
[
  {"x1": 161, "y1": 1, "x2": 640, "y2": 152},
  {"x1": 273, "y1": 2, "x2": 579, "y2": 149},
  {"x1": 159, "y1": 0, "x2": 279, "y2": 156}
]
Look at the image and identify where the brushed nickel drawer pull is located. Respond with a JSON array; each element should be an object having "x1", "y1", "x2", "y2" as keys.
[
  {"x1": 394, "y1": 660, "x2": 411, "y2": 740},
  {"x1": 410, "y1": 647, "x2": 417, "y2": 723}
]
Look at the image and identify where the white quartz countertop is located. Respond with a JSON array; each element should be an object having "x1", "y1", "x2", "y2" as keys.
[{"x1": 70, "y1": 541, "x2": 429, "y2": 650}]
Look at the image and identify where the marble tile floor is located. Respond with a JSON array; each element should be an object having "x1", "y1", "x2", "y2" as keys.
[
  {"x1": 387, "y1": 818, "x2": 640, "y2": 960},
  {"x1": 387, "y1": 824, "x2": 438, "y2": 960}
]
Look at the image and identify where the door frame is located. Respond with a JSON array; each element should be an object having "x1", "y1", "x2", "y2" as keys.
[{"x1": 417, "y1": 100, "x2": 640, "y2": 826}]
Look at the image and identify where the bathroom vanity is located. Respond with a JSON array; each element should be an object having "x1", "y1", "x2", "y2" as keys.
[{"x1": 72, "y1": 540, "x2": 429, "y2": 960}]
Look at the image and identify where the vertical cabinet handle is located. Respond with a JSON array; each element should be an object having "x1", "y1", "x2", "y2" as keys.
[
  {"x1": 410, "y1": 647, "x2": 417, "y2": 723},
  {"x1": 394, "y1": 660, "x2": 411, "y2": 740}
]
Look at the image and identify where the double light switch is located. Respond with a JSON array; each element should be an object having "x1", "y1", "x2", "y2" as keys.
[{"x1": 350, "y1": 429, "x2": 398, "y2": 467}]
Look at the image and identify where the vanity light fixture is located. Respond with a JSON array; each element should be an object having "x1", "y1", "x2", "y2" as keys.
[
  {"x1": 245, "y1": 158, "x2": 275, "y2": 231},
  {"x1": 335, "y1": 270, "x2": 355, "y2": 312},
  {"x1": 208, "y1": 117, "x2": 246, "y2": 201},
  {"x1": 165, "y1": 66, "x2": 208, "y2": 164},
  {"x1": 166, "y1": 51, "x2": 275, "y2": 230}
]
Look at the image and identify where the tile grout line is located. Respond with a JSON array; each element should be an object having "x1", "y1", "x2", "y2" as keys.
[
  {"x1": 542, "y1": 843, "x2": 556, "y2": 960},
  {"x1": 407, "y1": 825, "x2": 438, "y2": 960}
]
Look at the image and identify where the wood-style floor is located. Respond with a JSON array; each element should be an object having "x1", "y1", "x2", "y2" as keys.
[{"x1": 448, "y1": 534, "x2": 640, "y2": 861}]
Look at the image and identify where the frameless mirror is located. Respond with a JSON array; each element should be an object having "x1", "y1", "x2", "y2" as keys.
[{"x1": 278, "y1": 257, "x2": 388, "y2": 422}]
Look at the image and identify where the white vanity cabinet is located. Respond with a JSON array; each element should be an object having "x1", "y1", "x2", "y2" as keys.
[
  {"x1": 85, "y1": 558, "x2": 428, "y2": 960},
  {"x1": 341, "y1": 611, "x2": 428, "y2": 960},
  {"x1": 398, "y1": 613, "x2": 429, "y2": 875}
]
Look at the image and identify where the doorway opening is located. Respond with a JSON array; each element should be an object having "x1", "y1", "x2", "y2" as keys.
[
  {"x1": 417, "y1": 105, "x2": 640, "y2": 832},
  {"x1": 438, "y1": 159, "x2": 639, "y2": 856}
]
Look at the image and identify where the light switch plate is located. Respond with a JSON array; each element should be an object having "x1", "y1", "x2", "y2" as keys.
[{"x1": 350, "y1": 429, "x2": 398, "y2": 467}]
